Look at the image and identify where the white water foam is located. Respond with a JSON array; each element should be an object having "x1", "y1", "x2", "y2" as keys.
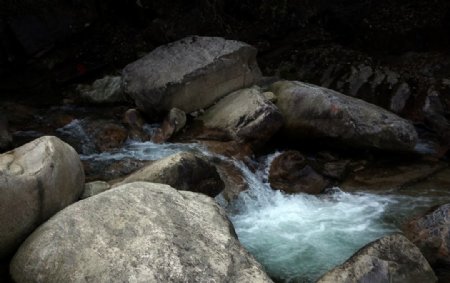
[
  {"x1": 80, "y1": 140, "x2": 206, "y2": 161},
  {"x1": 227, "y1": 153, "x2": 450, "y2": 282}
]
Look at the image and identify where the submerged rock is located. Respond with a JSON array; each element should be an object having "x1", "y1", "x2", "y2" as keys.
[
  {"x1": 123, "y1": 36, "x2": 262, "y2": 115},
  {"x1": 269, "y1": 151, "x2": 329, "y2": 194},
  {"x1": 188, "y1": 87, "x2": 283, "y2": 148},
  {"x1": 405, "y1": 203, "x2": 450, "y2": 266},
  {"x1": 317, "y1": 234, "x2": 437, "y2": 283},
  {"x1": 10, "y1": 182, "x2": 273, "y2": 283},
  {"x1": 270, "y1": 81, "x2": 418, "y2": 151},
  {"x1": 114, "y1": 152, "x2": 224, "y2": 197},
  {"x1": 341, "y1": 161, "x2": 446, "y2": 191},
  {"x1": 0, "y1": 136, "x2": 84, "y2": 258}
]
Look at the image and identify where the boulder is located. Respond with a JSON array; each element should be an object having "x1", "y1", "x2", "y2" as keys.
[
  {"x1": 81, "y1": 181, "x2": 111, "y2": 199},
  {"x1": 270, "y1": 81, "x2": 418, "y2": 151},
  {"x1": 214, "y1": 159, "x2": 249, "y2": 201},
  {"x1": 77, "y1": 76, "x2": 126, "y2": 104},
  {"x1": 10, "y1": 182, "x2": 273, "y2": 283},
  {"x1": 317, "y1": 234, "x2": 437, "y2": 283},
  {"x1": 0, "y1": 136, "x2": 84, "y2": 258},
  {"x1": 190, "y1": 87, "x2": 283, "y2": 147},
  {"x1": 269, "y1": 151, "x2": 329, "y2": 194},
  {"x1": 123, "y1": 36, "x2": 262, "y2": 115},
  {"x1": 151, "y1": 108, "x2": 186, "y2": 143},
  {"x1": 404, "y1": 203, "x2": 450, "y2": 266},
  {"x1": 114, "y1": 152, "x2": 224, "y2": 197}
]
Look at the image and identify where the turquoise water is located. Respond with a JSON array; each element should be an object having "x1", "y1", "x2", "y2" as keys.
[{"x1": 226, "y1": 154, "x2": 450, "y2": 282}]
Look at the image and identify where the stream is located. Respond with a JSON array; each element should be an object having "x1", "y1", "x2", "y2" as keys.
[{"x1": 81, "y1": 139, "x2": 450, "y2": 283}]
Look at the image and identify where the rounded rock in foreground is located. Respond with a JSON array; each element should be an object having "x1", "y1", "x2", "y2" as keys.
[
  {"x1": 0, "y1": 136, "x2": 84, "y2": 259},
  {"x1": 317, "y1": 234, "x2": 437, "y2": 283},
  {"x1": 10, "y1": 182, "x2": 272, "y2": 283}
]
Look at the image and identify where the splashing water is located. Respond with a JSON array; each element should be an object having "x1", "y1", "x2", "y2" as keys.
[
  {"x1": 80, "y1": 140, "x2": 206, "y2": 162},
  {"x1": 226, "y1": 153, "x2": 450, "y2": 282}
]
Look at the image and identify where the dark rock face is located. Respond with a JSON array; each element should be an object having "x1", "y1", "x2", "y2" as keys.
[
  {"x1": 271, "y1": 81, "x2": 418, "y2": 151},
  {"x1": 10, "y1": 182, "x2": 273, "y2": 283},
  {"x1": 0, "y1": 116, "x2": 12, "y2": 152},
  {"x1": 114, "y1": 152, "x2": 224, "y2": 197},
  {"x1": 341, "y1": 161, "x2": 446, "y2": 192},
  {"x1": 269, "y1": 151, "x2": 329, "y2": 195},
  {"x1": 123, "y1": 36, "x2": 261, "y2": 116},
  {"x1": 317, "y1": 234, "x2": 438, "y2": 283},
  {"x1": 405, "y1": 203, "x2": 450, "y2": 266},
  {"x1": 56, "y1": 118, "x2": 128, "y2": 154},
  {"x1": 151, "y1": 108, "x2": 186, "y2": 143}
]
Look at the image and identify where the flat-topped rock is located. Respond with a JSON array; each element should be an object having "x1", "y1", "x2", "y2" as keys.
[{"x1": 123, "y1": 36, "x2": 261, "y2": 115}]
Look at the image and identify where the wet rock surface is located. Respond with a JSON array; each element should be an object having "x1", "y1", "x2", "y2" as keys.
[
  {"x1": 10, "y1": 182, "x2": 273, "y2": 283},
  {"x1": 341, "y1": 160, "x2": 447, "y2": 191},
  {"x1": 269, "y1": 151, "x2": 329, "y2": 195},
  {"x1": 404, "y1": 203, "x2": 450, "y2": 266},
  {"x1": 317, "y1": 234, "x2": 437, "y2": 283}
]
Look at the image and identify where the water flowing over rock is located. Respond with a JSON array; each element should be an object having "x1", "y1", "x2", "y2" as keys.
[
  {"x1": 270, "y1": 80, "x2": 418, "y2": 151},
  {"x1": 187, "y1": 87, "x2": 283, "y2": 148},
  {"x1": 77, "y1": 76, "x2": 126, "y2": 104},
  {"x1": 405, "y1": 203, "x2": 450, "y2": 266},
  {"x1": 114, "y1": 152, "x2": 224, "y2": 197},
  {"x1": 269, "y1": 151, "x2": 329, "y2": 194},
  {"x1": 123, "y1": 36, "x2": 262, "y2": 115},
  {"x1": 0, "y1": 136, "x2": 84, "y2": 259},
  {"x1": 317, "y1": 234, "x2": 437, "y2": 283},
  {"x1": 10, "y1": 182, "x2": 273, "y2": 283}
]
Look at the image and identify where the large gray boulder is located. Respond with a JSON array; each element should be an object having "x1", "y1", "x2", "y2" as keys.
[
  {"x1": 113, "y1": 152, "x2": 224, "y2": 197},
  {"x1": 270, "y1": 81, "x2": 418, "y2": 151},
  {"x1": 317, "y1": 234, "x2": 437, "y2": 283},
  {"x1": 0, "y1": 136, "x2": 84, "y2": 258},
  {"x1": 190, "y1": 87, "x2": 283, "y2": 147},
  {"x1": 123, "y1": 36, "x2": 262, "y2": 115},
  {"x1": 10, "y1": 182, "x2": 273, "y2": 283}
]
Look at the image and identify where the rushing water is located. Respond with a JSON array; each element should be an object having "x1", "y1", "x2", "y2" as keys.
[
  {"x1": 81, "y1": 138, "x2": 450, "y2": 283},
  {"x1": 225, "y1": 154, "x2": 450, "y2": 282}
]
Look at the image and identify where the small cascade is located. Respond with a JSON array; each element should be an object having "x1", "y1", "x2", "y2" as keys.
[{"x1": 226, "y1": 153, "x2": 450, "y2": 282}]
